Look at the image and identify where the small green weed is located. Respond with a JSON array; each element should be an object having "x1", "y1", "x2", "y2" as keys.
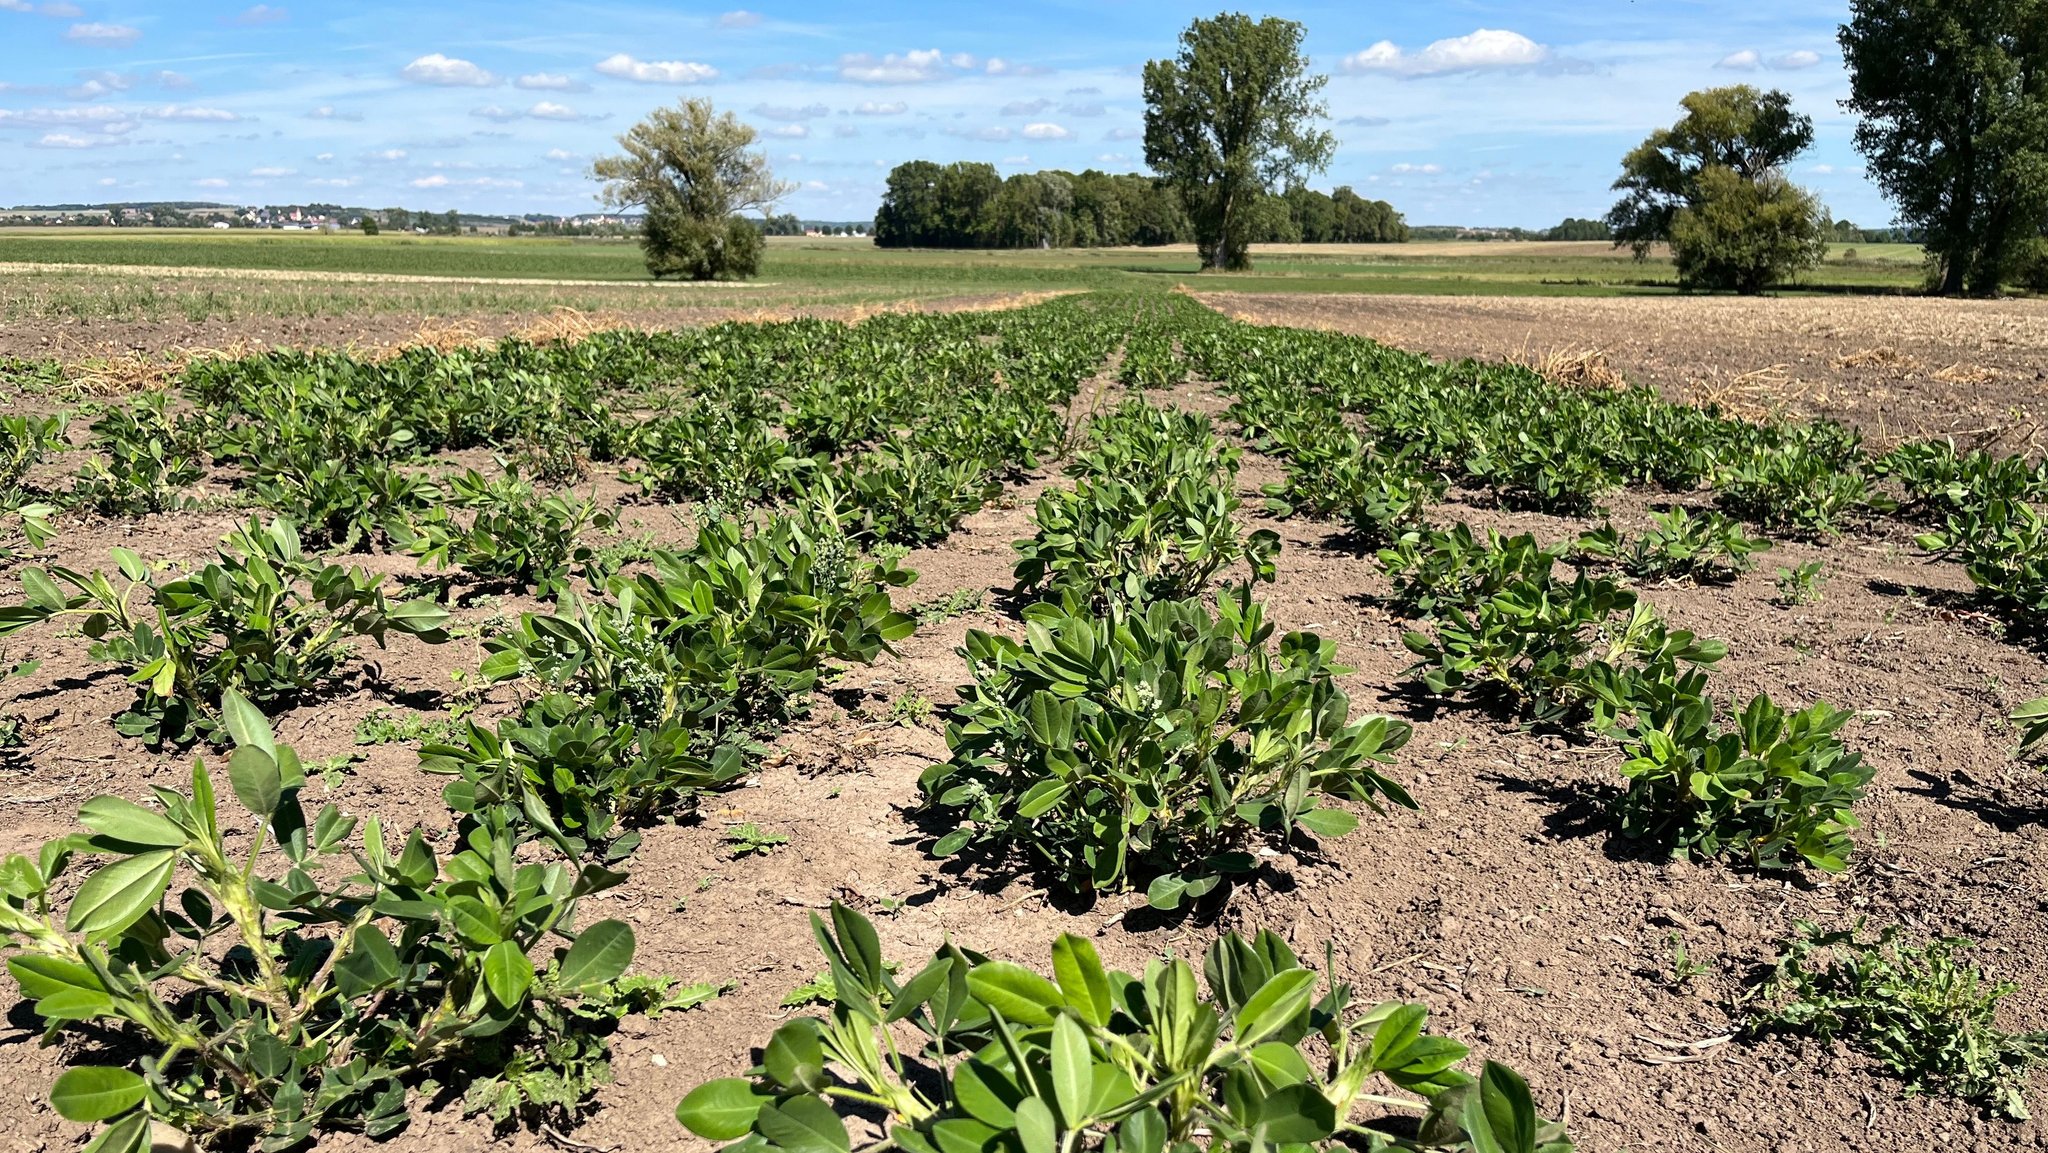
[{"x1": 1749, "y1": 920, "x2": 2048, "y2": 1119}]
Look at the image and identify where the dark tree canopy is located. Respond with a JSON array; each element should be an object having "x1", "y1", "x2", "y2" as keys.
[
  {"x1": 1840, "y1": 0, "x2": 2048, "y2": 295},
  {"x1": 1142, "y1": 13, "x2": 1335, "y2": 271},
  {"x1": 872, "y1": 162, "x2": 1191, "y2": 249},
  {"x1": 1606, "y1": 85, "x2": 1829, "y2": 293},
  {"x1": 1607, "y1": 86, "x2": 1817, "y2": 257}
]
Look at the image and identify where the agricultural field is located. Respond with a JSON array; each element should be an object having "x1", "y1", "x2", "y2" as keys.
[
  {"x1": 2, "y1": 288, "x2": 2048, "y2": 1153},
  {"x1": 0, "y1": 231, "x2": 1940, "y2": 365}
]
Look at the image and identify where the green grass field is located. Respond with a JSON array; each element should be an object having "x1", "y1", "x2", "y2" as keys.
[{"x1": 0, "y1": 229, "x2": 1932, "y2": 298}]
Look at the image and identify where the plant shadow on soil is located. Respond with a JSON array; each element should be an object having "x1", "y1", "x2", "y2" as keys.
[{"x1": 1902, "y1": 768, "x2": 2040, "y2": 835}]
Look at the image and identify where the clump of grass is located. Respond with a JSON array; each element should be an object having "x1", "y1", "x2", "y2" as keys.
[
  {"x1": 1747, "y1": 920, "x2": 2048, "y2": 1119},
  {"x1": 913, "y1": 587, "x2": 985, "y2": 626}
]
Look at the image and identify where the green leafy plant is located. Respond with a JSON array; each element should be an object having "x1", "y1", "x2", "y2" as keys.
[
  {"x1": 71, "y1": 394, "x2": 206, "y2": 517},
  {"x1": 1012, "y1": 474, "x2": 1279, "y2": 611},
  {"x1": 1573, "y1": 508, "x2": 1770, "y2": 584},
  {"x1": 483, "y1": 513, "x2": 915, "y2": 750},
  {"x1": 1748, "y1": 921, "x2": 2048, "y2": 1120},
  {"x1": 406, "y1": 467, "x2": 613, "y2": 596},
  {"x1": 424, "y1": 692, "x2": 747, "y2": 862},
  {"x1": 1611, "y1": 685, "x2": 1874, "y2": 871},
  {"x1": 0, "y1": 692, "x2": 664, "y2": 1149},
  {"x1": 676, "y1": 902, "x2": 1572, "y2": 1153},
  {"x1": 921, "y1": 586, "x2": 1414, "y2": 909},
  {"x1": 724, "y1": 823, "x2": 789, "y2": 858},
  {"x1": 354, "y1": 708, "x2": 462, "y2": 747},
  {"x1": 1771, "y1": 561, "x2": 1826, "y2": 607},
  {"x1": 0, "y1": 519, "x2": 449, "y2": 746}
]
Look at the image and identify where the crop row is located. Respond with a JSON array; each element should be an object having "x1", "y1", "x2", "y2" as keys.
[{"x1": 1, "y1": 288, "x2": 2042, "y2": 1148}]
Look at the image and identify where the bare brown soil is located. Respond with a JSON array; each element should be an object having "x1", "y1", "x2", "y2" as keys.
[
  {"x1": 1198, "y1": 291, "x2": 2048, "y2": 452},
  {"x1": 4, "y1": 312, "x2": 2048, "y2": 1153}
]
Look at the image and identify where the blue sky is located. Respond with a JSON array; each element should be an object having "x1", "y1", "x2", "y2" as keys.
[{"x1": 0, "y1": 1, "x2": 1887, "y2": 228}]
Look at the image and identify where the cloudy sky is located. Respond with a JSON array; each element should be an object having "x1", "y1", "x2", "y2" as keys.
[{"x1": 0, "y1": 1, "x2": 1884, "y2": 228}]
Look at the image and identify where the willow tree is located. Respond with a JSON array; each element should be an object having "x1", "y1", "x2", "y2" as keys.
[
  {"x1": 1142, "y1": 13, "x2": 1334, "y2": 271},
  {"x1": 592, "y1": 99, "x2": 792, "y2": 280}
]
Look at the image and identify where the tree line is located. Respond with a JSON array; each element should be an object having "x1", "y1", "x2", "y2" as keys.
[
  {"x1": 592, "y1": 4, "x2": 2048, "y2": 294},
  {"x1": 871, "y1": 160, "x2": 1404, "y2": 249}
]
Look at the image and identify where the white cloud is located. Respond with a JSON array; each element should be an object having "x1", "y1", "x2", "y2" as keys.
[
  {"x1": 832, "y1": 124, "x2": 858, "y2": 138},
  {"x1": 1002, "y1": 98, "x2": 1051, "y2": 116},
  {"x1": 718, "y1": 9, "x2": 760, "y2": 27},
  {"x1": 0, "y1": 104, "x2": 237, "y2": 133},
  {"x1": 838, "y1": 49, "x2": 947, "y2": 84},
  {"x1": 0, "y1": 1, "x2": 32, "y2": 11},
  {"x1": 249, "y1": 165, "x2": 294, "y2": 176},
  {"x1": 314, "y1": 152, "x2": 333, "y2": 160},
  {"x1": 235, "y1": 4, "x2": 286, "y2": 23},
  {"x1": 1021, "y1": 122, "x2": 1068, "y2": 140},
  {"x1": 1095, "y1": 152, "x2": 1129, "y2": 163},
  {"x1": 595, "y1": 53, "x2": 716, "y2": 83},
  {"x1": 307, "y1": 105, "x2": 361, "y2": 120},
  {"x1": 1770, "y1": 50, "x2": 1821, "y2": 70},
  {"x1": 194, "y1": 177, "x2": 229, "y2": 188},
  {"x1": 851, "y1": 100, "x2": 907, "y2": 116},
  {"x1": 306, "y1": 176, "x2": 357, "y2": 187},
  {"x1": 66, "y1": 21, "x2": 140, "y2": 46},
  {"x1": 42, "y1": 1, "x2": 83, "y2": 14},
  {"x1": 752, "y1": 102, "x2": 828, "y2": 121},
  {"x1": 471, "y1": 105, "x2": 519, "y2": 122},
  {"x1": 769, "y1": 123, "x2": 808, "y2": 138},
  {"x1": 1715, "y1": 49, "x2": 1760, "y2": 71},
  {"x1": 515, "y1": 72, "x2": 587, "y2": 92},
  {"x1": 545, "y1": 147, "x2": 574, "y2": 160},
  {"x1": 97, "y1": 176, "x2": 116, "y2": 185},
  {"x1": 1810, "y1": 163, "x2": 1836, "y2": 175},
  {"x1": 368, "y1": 148, "x2": 408, "y2": 161},
  {"x1": 999, "y1": 153, "x2": 1030, "y2": 165},
  {"x1": 1390, "y1": 162, "x2": 1444, "y2": 175},
  {"x1": 1103, "y1": 127, "x2": 1140, "y2": 141},
  {"x1": 1060, "y1": 101, "x2": 1104, "y2": 117},
  {"x1": 412, "y1": 174, "x2": 450, "y2": 188},
  {"x1": 29, "y1": 131, "x2": 115, "y2": 148},
  {"x1": 1339, "y1": 114, "x2": 1391, "y2": 127},
  {"x1": 402, "y1": 53, "x2": 496, "y2": 87},
  {"x1": 528, "y1": 101, "x2": 585, "y2": 120},
  {"x1": 1342, "y1": 29, "x2": 1549, "y2": 77}
]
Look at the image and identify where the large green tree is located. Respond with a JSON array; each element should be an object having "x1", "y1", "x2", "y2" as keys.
[
  {"x1": 1141, "y1": 13, "x2": 1335, "y2": 271},
  {"x1": 1839, "y1": 0, "x2": 2048, "y2": 295},
  {"x1": 592, "y1": 99, "x2": 791, "y2": 280},
  {"x1": 1606, "y1": 85, "x2": 1830, "y2": 293}
]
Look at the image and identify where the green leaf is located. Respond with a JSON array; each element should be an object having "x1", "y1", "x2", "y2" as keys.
[
  {"x1": 82, "y1": 1112, "x2": 152, "y2": 1153},
  {"x1": 66, "y1": 850, "x2": 174, "y2": 937},
  {"x1": 227, "y1": 746, "x2": 281, "y2": 820},
  {"x1": 1145, "y1": 873, "x2": 1188, "y2": 911},
  {"x1": 556, "y1": 919, "x2": 634, "y2": 989},
  {"x1": 50, "y1": 1066, "x2": 146, "y2": 1122},
  {"x1": 482, "y1": 940, "x2": 534, "y2": 1008},
  {"x1": 1232, "y1": 968, "x2": 1317, "y2": 1047},
  {"x1": 755, "y1": 1095, "x2": 851, "y2": 1153},
  {"x1": 676, "y1": 1078, "x2": 770, "y2": 1141},
  {"x1": 1051, "y1": 934, "x2": 1111, "y2": 1027},
  {"x1": 1294, "y1": 807, "x2": 1359, "y2": 839},
  {"x1": 965, "y1": 961, "x2": 1063, "y2": 1025},
  {"x1": 1465, "y1": 1061, "x2": 1539, "y2": 1153},
  {"x1": 332, "y1": 925, "x2": 401, "y2": 999},
  {"x1": 1013, "y1": 1096, "x2": 1056, "y2": 1153},
  {"x1": 78, "y1": 797, "x2": 187, "y2": 849},
  {"x1": 21, "y1": 568, "x2": 65, "y2": 612},
  {"x1": 9, "y1": 955, "x2": 114, "y2": 1019},
  {"x1": 763, "y1": 1019, "x2": 829, "y2": 1094},
  {"x1": 1254, "y1": 1082, "x2": 1337, "y2": 1144},
  {"x1": 1050, "y1": 1014, "x2": 1091, "y2": 1127},
  {"x1": 219, "y1": 689, "x2": 276, "y2": 759}
]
